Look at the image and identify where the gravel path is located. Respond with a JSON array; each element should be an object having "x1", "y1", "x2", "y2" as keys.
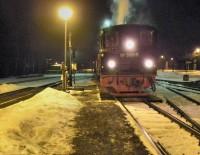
[{"x1": 71, "y1": 89, "x2": 149, "y2": 155}]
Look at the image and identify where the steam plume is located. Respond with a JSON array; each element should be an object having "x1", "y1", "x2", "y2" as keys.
[
  {"x1": 111, "y1": 0, "x2": 154, "y2": 26},
  {"x1": 112, "y1": 0, "x2": 130, "y2": 25}
]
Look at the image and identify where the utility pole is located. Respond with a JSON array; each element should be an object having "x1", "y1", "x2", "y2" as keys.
[{"x1": 69, "y1": 32, "x2": 73, "y2": 86}]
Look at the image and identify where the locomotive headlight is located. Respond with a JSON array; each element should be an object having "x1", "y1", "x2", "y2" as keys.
[
  {"x1": 124, "y1": 39, "x2": 136, "y2": 51},
  {"x1": 107, "y1": 59, "x2": 116, "y2": 69},
  {"x1": 144, "y1": 59, "x2": 154, "y2": 69}
]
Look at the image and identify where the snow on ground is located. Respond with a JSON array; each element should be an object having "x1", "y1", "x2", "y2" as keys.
[
  {"x1": 73, "y1": 77, "x2": 96, "y2": 87},
  {"x1": 0, "y1": 73, "x2": 95, "y2": 94},
  {"x1": 0, "y1": 88, "x2": 82, "y2": 154},
  {"x1": 157, "y1": 70, "x2": 200, "y2": 82},
  {"x1": 126, "y1": 103, "x2": 200, "y2": 155},
  {"x1": 16, "y1": 77, "x2": 60, "y2": 88}
]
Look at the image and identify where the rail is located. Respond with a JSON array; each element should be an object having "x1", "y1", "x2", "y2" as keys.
[
  {"x1": 165, "y1": 98, "x2": 200, "y2": 131},
  {"x1": 144, "y1": 100, "x2": 200, "y2": 141},
  {"x1": 116, "y1": 99, "x2": 169, "y2": 155},
  {"x1": 166, "y1": 87, "x2": 200, "y2": 105},
  {"x1": 156, "y1": 80, "x2": 200, "y2": 92}
]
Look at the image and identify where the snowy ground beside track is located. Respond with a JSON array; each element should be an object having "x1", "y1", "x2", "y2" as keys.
[
  {"x1": 0, "y1": 74, "x2": 60, "y2": 84},
  {"x1": 0, "y1": 73, "x2": 94, "y2": 94},
  {"x1": 157, "y1": 70, "x2": 200, "y2": 82}
]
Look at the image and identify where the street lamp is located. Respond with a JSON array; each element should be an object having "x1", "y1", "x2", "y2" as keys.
[
  {"x1": 192, "y1": 47, "x2": 200, "y2": 70},
  {"x1": 160, "y1": 55, "x2": 165, "y2": 59},
  {"x1": 193, "y1": 48, "x2": 200, "y2": 57},
  {"x1": 160, "y1": 55, "x2": 165, "y2": 71},
  {"x1": 196, "y1": 48, "x2": 200, "y2": 53},
  {"x1": 58, "y1": 7, "x2": 73, "y2": 91},
  {"x1": 58, "y1": 7, "x2": 73, "y2": 20},
  {"x1": 170, "y1": 57, "x2": 175, "y2": 71}
]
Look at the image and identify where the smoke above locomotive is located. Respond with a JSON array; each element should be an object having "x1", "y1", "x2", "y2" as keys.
[{"x1": 110, "y1": 0, "x2": 153, "y2": 26}]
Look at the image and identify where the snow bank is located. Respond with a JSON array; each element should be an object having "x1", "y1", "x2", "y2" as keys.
[{"x1": 0, "y1": 88, "x2": 82, "y2": 154}]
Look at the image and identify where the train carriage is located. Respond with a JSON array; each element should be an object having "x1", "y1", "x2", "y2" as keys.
[{"x1": 96, "y1": 24, "x2": 158, "y2": 96}]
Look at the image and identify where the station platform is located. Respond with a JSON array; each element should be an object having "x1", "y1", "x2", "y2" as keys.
[{"x1": 156, "y1": 70, "x2": 200, "y2": 83}]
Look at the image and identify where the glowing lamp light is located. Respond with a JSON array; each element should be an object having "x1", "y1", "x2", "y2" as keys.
[
  {"x1": 160, "y1": 55, "x2": 164, "y2": 59},
  {"x1": 144, "y1": 59, "x2": 154, "y2": 69},
  {"x1": 58, "y1": 7, "x2": 73, "y2": 21},
  {"x1": 193, "y1": 47, "x2": 200, "y2": 57},
  {"x1": 107, "y1": 59, "x2": 116, "y2": 69},
  {"x1": 124, "y1": 39, "x2": 136, "y2": 51}
]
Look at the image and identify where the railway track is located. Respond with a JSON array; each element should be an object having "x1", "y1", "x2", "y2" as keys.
[
  {"x1": 144, "y1": 100, "x2": 200, "y2": 139},
  {"x1": 156, "y1": 81, "x2": 200, "y2": 93},
  {"x1": 165, "y1": 98, "x2": 200, "y2": 132},
  {"x1": 156, "y1": 82, "x2": 200, "y2": 127},
  {"x1": 116, "y1": 98, "x2": 200, "y2": 154},
  {"x1": 156, "y1": 79, "x2": 200, "y2": 91},
  {"x1": 157, "y1": 81, "x2": 200, "y2": 105},
  {"x1": 0, "y1": 81, "x2": 61, "y2": 108},
  {"x1": 154, "y1": 82, "x2": 200, "y2": 133},
  {"x1": 115, "y1": 99, "x2": 169, "y2": 155}
]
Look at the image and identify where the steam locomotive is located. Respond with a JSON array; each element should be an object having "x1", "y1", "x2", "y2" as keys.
[{"x1": 96, "y1": 24, "x2": 157, "y2": 96}]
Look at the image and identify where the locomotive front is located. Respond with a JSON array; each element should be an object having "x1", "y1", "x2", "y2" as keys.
[{"x1": 97, "y1": 24, "x2": 157, "y2": 96}]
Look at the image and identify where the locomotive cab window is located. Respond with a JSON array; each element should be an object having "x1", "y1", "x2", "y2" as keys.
[
  {"x1": 140, "y1": 30, "x2": 153, "y2": 46},
  {"x1": 105, "y1": 32, "x2": 119, "y2": 49}
]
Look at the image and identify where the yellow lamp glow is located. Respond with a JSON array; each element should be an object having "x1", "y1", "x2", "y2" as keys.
[
  {"x1": 58, "y1": 7, "x2": 73, "y2": 20},
  {"x1": 196, "y1": 48, "x2": 200, "y2": 53}
]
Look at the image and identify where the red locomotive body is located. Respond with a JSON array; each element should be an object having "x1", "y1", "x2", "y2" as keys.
[{"x1": 96, "y1": 24, "x2": 157, "y2": 96}]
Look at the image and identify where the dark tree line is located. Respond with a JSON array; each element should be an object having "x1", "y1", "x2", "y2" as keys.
[{"x1": 0, "y1": 1, "x2": 53, "y2": 77}]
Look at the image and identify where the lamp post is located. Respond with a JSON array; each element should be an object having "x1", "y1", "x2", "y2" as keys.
[
  {"x1": 58, "y1": 7, "x2": 73, "y2": 90},
  {"x1": 170, "y1": 57, "x2": 175, "y2": 71},
  {"x1": 160, "y1": 55, "x2": 165, "y2": 71},
  {"x1": 192, "y1": 48, "x2": 200, "y2": 70}
]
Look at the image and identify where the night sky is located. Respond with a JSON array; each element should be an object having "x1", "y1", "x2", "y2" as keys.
[{"x1": 0, "y1": 0, "x2": 200, "y2": 76}]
